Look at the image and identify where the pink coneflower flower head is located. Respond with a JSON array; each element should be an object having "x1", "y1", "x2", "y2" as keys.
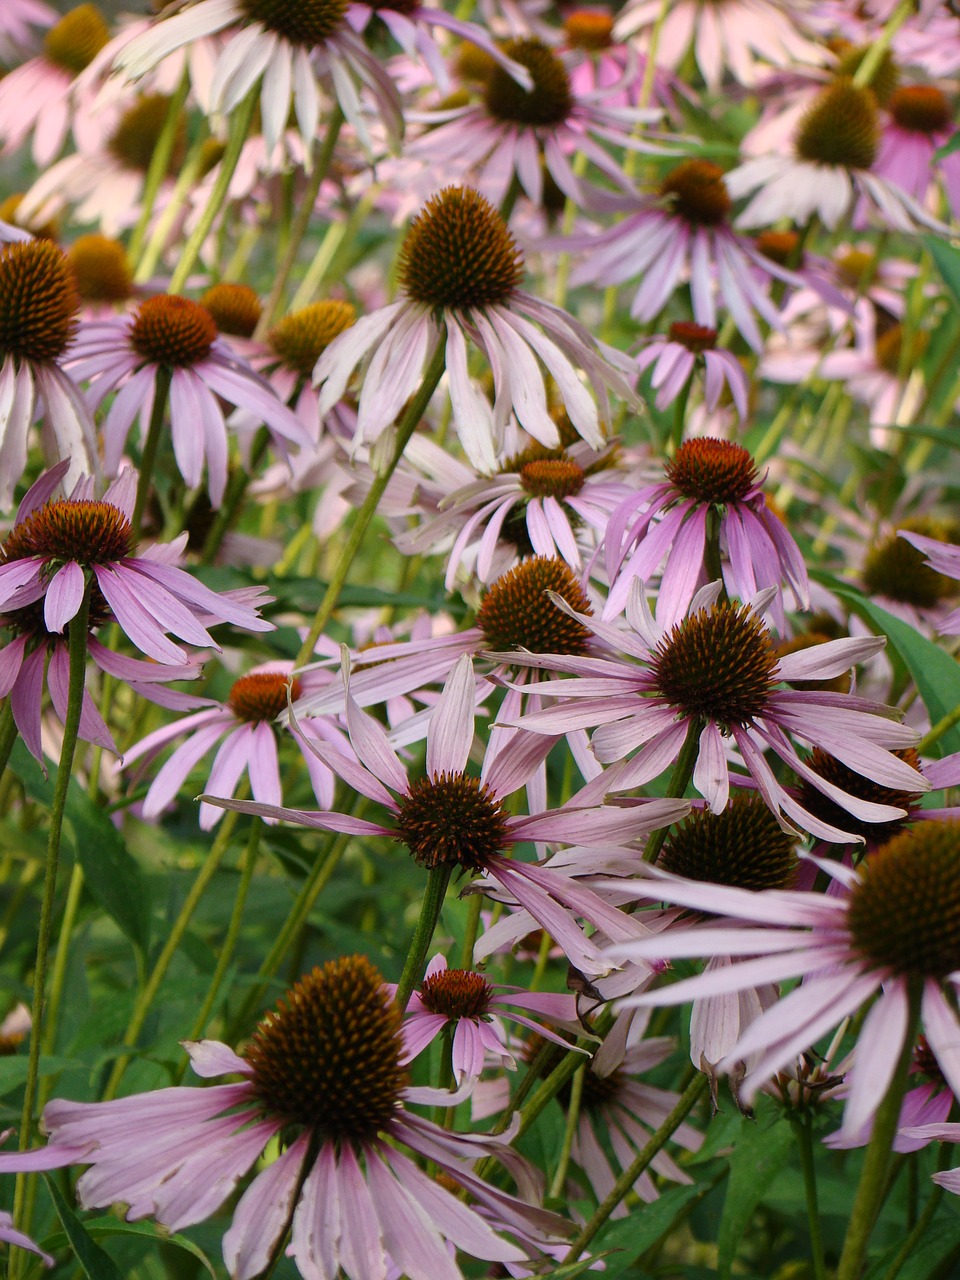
[
  {"x1": 0, "y1": 462, "x2": 272, "y2": 664},
  {"x1": 636, "y1": 322, "x2": 750, "y2": 418},
  {"x1": 400, "y1": 953, "x2": 579, "y2": 1083},
  {"x1": 603, "y1": 439, "x2": 808, "y2": 628},
  {"x1": 0, "y1": 237, "x2": 96, "y2": 507},
  {"x1": 875, "y1": 83, "x2": 960, "y2": 217},
  {"x1": 727, "y1": 77, "x2": 948, "y2": 232},
  {"x1": 508, "y1": 581, "x2": 927, "y2": 839},
  {"x1": 214, "y1": 652, "x2": 686, "y2": 976},
  {"x1": 123, "y1": 661, "x2": 357, "y2": 828},
  {"x1": 67, "y1": 293, "x2": 310, "y2": 505},
  {"x1": 315, "y1": 186, "x2": 637, "y2": 471},
  {"x1": 614, "y1": 0, "x2": 825, "y2": 91},
  {"x1": 114, "y1": 0, "x2": 403, "y2": 156},
  {"x1": 607, "y1": 820, "x2": 960, "y2": 1140},
  {"x1": 565, "y1": 160, "x2": 804, "y2": 352},
  {"x1": 399, "y1": 437, "x2": 636, "y2": 589},
  {"x1": 0, "y1": 3, "x2": 110, "y2": 165},
  {"x1": 0, "y1": 956, "x2": 570, "y2": 1279},
  {"x1": 407, "y1": 36, "x2": 663, "y2": 209}
]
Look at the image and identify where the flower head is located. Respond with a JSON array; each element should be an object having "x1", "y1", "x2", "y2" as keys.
[
  {"x1": 316, "y1": 186, "x2": 636, "y2": 471},
  {"x1": 0, "y1": 956, "x2": 570, "y2": 1280}
]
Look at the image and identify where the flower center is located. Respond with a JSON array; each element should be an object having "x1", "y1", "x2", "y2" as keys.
[
  {"x1": 665, "y1": 438, "x2": 759, "y2": 505},
  {"x1": 862, "y1": 518, "x2": 959, "y2": 608},
  {"x1": 43, "y1": 4, "x2": 109, "y2": 75},
  {"x1": 366, "y1": 0, "x2": 419, "y2": 12},
  {"x1": 130, "y1": 295, "x2": 218, "y2": 366},
  {"x1": 245, "y1": 956, "x2": 408, "y2": 1140},
  {"x1": 0, "y1": 241, "x2": 79, "y2": 365},
  {"x1": 240, "y1": 0, "x2": 349, "y2": 44},
  {"x1": 269, "y1": 300, "x2": 357, "y2": 376},
  {"x1": 1, "y1": 500, "x2": 133, "y2": 567},
  {"x1": 834, "y1": 42, "x2": 900, "y2": 106},
  {"x1": 484, "y1": 37, "x2": 573, "y2": 127},
  {"x1": 796, "y1": 747, "x2": 923, "y2": 849},
  {"x1": 564, "y1": 11, "x2": 614, "y2": 50},
  {"x1": 755, "y1": 230, "x2": 802, "y2": 268},
  {"x1": 659, "y1": 795, "x2": 797, "y2": 892},
  {"x1": 67, "y1": 235, "x2": 133, "y2": 305},
  {"x1": 398, "y1": 187, "x2": 524, "y2": 311},
  {"x1": 835, "y1": 248, "x2": 875, "y2": 286},
  {"x1": 659, "y1": 161, "x2": 731, "y2": 227},
  {"x1": 848, "y1": 822, "x2": 960, "y2": 979},
  {"x1": 419, "y1": 968, "x2": 492, "y2": 1018},
  {"x1": 519, "y1": 457, "x2": 586, "y2": 500},
  {"x1": 668, "y1": 321, "x2": 718, "y2": 354},
  {"x1": 108, "y1": 94, "x2": 187, "y2": 174},
  {"x1": 889, "y1": 85, "x2": 952, "y2": 135},
  {"x1": 913, "y1": 1035, "x2": 947, "y2": 1087},
  {"x1": 228, "y1": 672, "x2": 301, "y2": 723},
  {"x1": 651, "y1": 603, "x2": 779, "y2": 730},
  {"x1": 873, "y1": 324, "x2": 928, "y2": 376},
  {"x1": 395, "y1": 772, "x2": 510, "y2": 870},
  {"x1": 477, "y1": 556, "x2": 593, "y2": 654},
  {"x1": 795, "y1": 79, "x2": 879, "y2": 170},
  {"x1": 201, "y1": 283, "x2": 262, "y2": 338}
]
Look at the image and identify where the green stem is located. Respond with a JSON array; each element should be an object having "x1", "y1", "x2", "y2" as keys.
[
  {"x1": 132, "y1": 364, "x2": 172, "y2": 539},
  {"x1": 394, "y1": 865, "x2": 451, "y2": 1014},
  {"x1": 226, "y1": 814, "x2": 361, "y2": 1041},
  {"x1": 793, "y1": 1116, "x2": 828, "y2": 1280},
  {"x1": 836, "y1": 980, "x2": 923, "y2": 1280},
  {"x1": 127, "y1": 71, "x2": 190, "y2": 268},
  {"x1": 670, "y1": 378, "x2": 692, "y2": 454},
  {"x1": 918, "y1": 703, "x2": 960, "y2": 755},
  {"x1": 563, "y1": 1072, "x2": 709, "y2": 1263},
  {"x1": 642, "y1": 716, "x2": 704, "y2": 863},
  {"x1": 134, "y1": 134, "x2": 211, "y2": 285},
  {"x1": 852, "y1": 0, "x2": 912, "y2": 88},
  {"x1": 183, "y1": 818, "x2": 261, "y2": 1055},
  {"x1": 703, "y1": 506, "x2": 725, "y2": 597},
  {"x1": 253, "y1": 107, "x2": 345, "y2": 340},
  {"x1": 459, "y1": 894, "x2": 483, "y2": 970},
  {"x1": 201, "y1": 427, "x2": 270, "y2": 563},
  {"x1": 498, "y1": 173, "x2": 522, "y2": 223},
  {"x1": 548, "y1": 1063, "x2": 585, "y2": 1200},
  {"x1": 101, "y1": 809, "x2": 241, "y2": 1100},
  {"x1": 880, "y1": 1151, "x2": 951, "y2": 1280},
  {"x1": 295, "y1": 337, "x2": 448, "y2": 666},
  {"x1": 168, "y1": 88, "x2": 258, "y2": 294},
  {"x1": 0, "y1": 701, "x2": 18, "y2": 788},
  {"x1": 11, "y1": 597, "x2": 89, "y2": 1270}
]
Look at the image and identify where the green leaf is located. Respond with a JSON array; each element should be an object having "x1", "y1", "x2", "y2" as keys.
[
  {"x1": 831, "y1": 588, "x2": 960, "y2": 757},
  {"x1": 934, "y1": 132, "x2": 960, "y2": 162},
  {"x1": 0, "y1": 1054, "x2": 77, "y2": 1096},
  {"x1": 597, "y1": 1184, "x2": 706, "y2": 1276},
  {"x1": 41, "y1": 1174, "x2": 125, "y2": 1280},
  {"x1": 9, "y1": 741, "x2": 150, "y2": 953},
  {"x1": 925, "y1": 235, "x2": 960, "y2": 311},
  {"x1": 40, "y1": 1218, "x2": 217, "y2": 1279},
  {"x1": 716, "y1": 1108, "x2": 794, "y2": 1280}
]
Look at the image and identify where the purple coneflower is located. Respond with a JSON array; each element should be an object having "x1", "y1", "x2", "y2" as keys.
[
  {"x1": 0, "y1": 0, "x2": 54, "y2": 63},
  {"x1": 502, "y1": 581, "x2": 927, "y2": 839},
  {"x1": 828, "y1": 1035, "x2": 955, "y2": 1153},
  {"x1": 614, "y1": 0, "x2": 824, "y2": 91},
  {"x1": 0, "y1": 3, "x2": 109, "y2": 166},
  {"x1": 407, "y1": 36, "x2": 662, "y2": 209},
  {"x1": 875, "y1": 84, "x2": 960, "y2": 218},
  {"x1": 0, "y1": 463, "x2": 272, "y2": 666},
  {"x1": 727, "y1": 78, "x2": 947, "y2": 232},
  {"x1": 66, "y1": 293, "x2": 310, "y2": 505},
  {"x1": 315, "y1": 186, "x2": 636, "y2": 471},
  {"x1": 602, "y1": 438, "x2": 807, "y2": 628},
  {"x1": 398, "y1": 953, "x2": 579, "y2": 1084},
  {"x1": 605, "y1": 820, "x2": 960, "y2": 1139},
  {"x1": 897, "y1": 528, "x2": 960, "y2": 634},
  {"x1": 215, "y1": 653, "x2": 688, "y2": 976},
  {"x1": 635, "y1": 323, "x2": 749, "y2": 418},
  {"x1": 0, "y1": 237, "x2": 96, "y2": 507},
  {"x1": 114, "y1": 0, "x2": 402, "y2": 155},
  {"x1": 0, "y1": 956, "x2": 570, "y2": 1280},
  {"x1": 123, "y1": 662, "x2": 354, "y2": 828},
  {"x1": 565, "y1": 161, "x2": 801, "y2": 351},
  {"x1": 398, "y1": 438, "x2": 637, "y2": 589}
]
